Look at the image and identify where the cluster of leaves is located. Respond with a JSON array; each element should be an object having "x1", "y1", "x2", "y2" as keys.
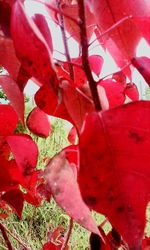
[{"x1": 0, "y1": 0, "x2": 150, "y2": 249}]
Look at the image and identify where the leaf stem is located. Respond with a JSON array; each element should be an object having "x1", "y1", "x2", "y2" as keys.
[
  {"x1": 61, "y1": 217, "x2": 73, "y2": 250},
  {"x1": 77, "y1": 0, "x2": 101, "y2": 111}
]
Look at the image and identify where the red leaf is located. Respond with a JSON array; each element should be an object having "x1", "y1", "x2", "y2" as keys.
[
  {"x1": 0, "y1": 104, "x2": 18, "y2": 136},
  {"x1": 35, "y1": 84, "x2": 59, "y2": 114},
  {"x1": 133, "y1": 16, "x2": 150, "y2": 45},
  {"x1": 132, "y1": 57, "x2": 150, "y2": 86},
  {"x1": 112, "y1": 71, "x2": 126, "y2": 86},
  {"x1": 0, "y1": 1, "x2": 11, "y2": 37},
  {"x1": 0, "y1": 37, "x2": 20, "y2": 80},
  {"x1": 44, "y1": 151, "x2": 99, "y2": 236},
  {"x1": 11, "y1": 0, "x2": 57, "y2": 88},
  {"x1": 27, "y1": 107, "x2": 51, "y2": 138},
  {"x1": 6, "y1": 134, "x2": 38, "y2": 177},
  {"x1": 61, "y1": 80, "x2": 94, "y2": 131},
  {"x1": 42, "y1": 242, "x2": 61, "y2": 250},
  {"x1": 124, "y1": 83, "x2": 139, "y2": 101},
  {"x1": 0, "y1": 157, "x2": 18, "y2": 192},
  {"x1": 0, "y1": 75, "x2": 24, "y2": 123},
  {"x1": 0, "y1": 137, "x2": 10, "y2": 159},
  {"x1": 2, "y1": 189, "x2": 24, "y2": 218},
  {"x1": 68, "y1": 126, "x2": 77, "y2": 145},
  {"x1": 35, "y1": 84, "x2": 72, "y2": 123},
  {"x1": 79, "y1": 101, "x2": 150, "y2": 248},
  {"x1": 97, "y1": 79, "x2": 125, "y2": 108},
  {"x1": 87, "y1": 0, "x2": 150, "y2": 69}
]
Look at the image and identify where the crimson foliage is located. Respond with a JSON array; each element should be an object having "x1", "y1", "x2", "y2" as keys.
[{"x1": 0, "y1": 0, "x2": 150, "y2": 249}]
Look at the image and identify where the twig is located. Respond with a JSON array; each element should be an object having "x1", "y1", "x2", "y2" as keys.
[
  {"x1": 56, "y1": 0, "x2": 74, "y2": 80},
  {"x1": 89, "y1": 15, "x2": 133, "y2": 47},
  {"x1": 61, "y1": 217, "x2": 73, "y2": 250},
  {"x1": 0, "y1": 223, "x2": 13, "y2": 250},
  {"x1": 77, "y1": 0, "x2": 101, "y2": 111},
  {"x1": 1, "y1": 223, "x2": 31, "y2": 250}
]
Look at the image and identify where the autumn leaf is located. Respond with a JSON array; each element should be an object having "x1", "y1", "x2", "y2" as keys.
[
  {"x1": 79, "y1": 101, "x2": 150, "y2": 248},
  {"x1": 44, "y1": 151, "x2": 100, "y2": 236}
]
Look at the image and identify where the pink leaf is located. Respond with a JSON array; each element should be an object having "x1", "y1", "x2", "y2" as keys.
[
  {"x1": 27, "y1": 107, "x2": 51, "y2": 138},
  {"x1": 0, "y1": 75, "x2": 24, "y2": 123},
  {"x1": 0, "y1": 104, "x2": 18, "y2": 136},
  {"x1": 44, "y1": 151, "x2": 99, "y2": 236}
]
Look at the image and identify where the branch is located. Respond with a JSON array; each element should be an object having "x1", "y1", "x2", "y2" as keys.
[
  {"x1": 77, "y1": 0, "x2": 101, "y2": 111},
  {"x1": 61, "y1": 217, "x2": 73, "y2": 250},
  {"x1": 56, "y1": 0, "x2": 74, "y2": 80},
  {"x1": 0, "y1": 223, "x2": 13, "y2": 250}
]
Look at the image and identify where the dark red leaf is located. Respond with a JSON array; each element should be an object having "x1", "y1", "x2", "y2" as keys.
[
  {"x1": 68, "y1": 126, "x2": 77, "y2": 145},
  {"x1": 0, "y1": 37, "x2": 20, "y2": 80},
  {"x1": 11, "y1": 0, "x2": 58, "y2": 89},
  {"x1": 27, "y1": 107, "x2": 51, "y2": 138},
  {"x1": 2, "y1": 189, "x2": 24, "y2": 218},
  {"x1": 35, "y1": 83, "x2": 73, "y2": 124},
  {"x1": 0, "y1": 104, "x2": 18, "y2": 136},
  {"x1": 79, "y1": 101, "x2": 150, "y2": 248},
  {"x1": 6, "y1": 134, "x2": 38, "y2": 177},
  {"x1": 132, "y1": 57, "x2": 150, "y2": 86},
  {"x1": 124, "y1": 83, "x2": 139, "y2": 101},
  {"x1": 35, "y1": 84, "x2": 59, "y2": 114},
  {"x1": 0, "y1": 1, "x2": 11, "y2": 37},
  {"x1": 16, "y1": 66, "x2": 30, "y2": 91},
  {"x1": 0, "y1": 75, "x2": 24, "y2": 123},
  {"x1": 0, "y1": 157, "x2": 19, "y2": 192},
  {"x1": 0, "y1": 137, "x2": 10, "y2": 159},
  {"x1": 44, "y1": 151, "x2": 99, "y2": 236}
]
